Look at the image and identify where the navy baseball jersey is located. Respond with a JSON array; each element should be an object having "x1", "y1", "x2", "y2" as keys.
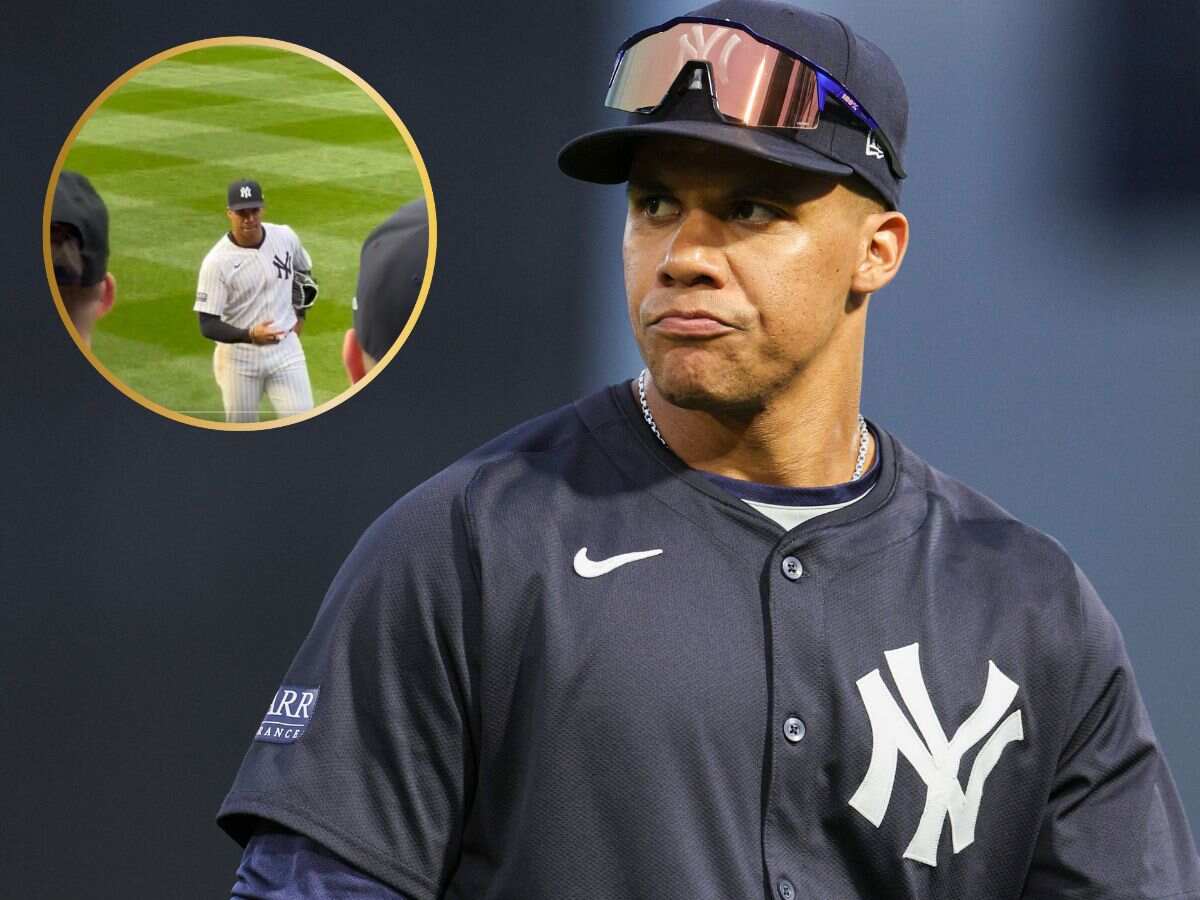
[{"x1": 219, "y1": 382, "x2": 1200, "y2": 899}]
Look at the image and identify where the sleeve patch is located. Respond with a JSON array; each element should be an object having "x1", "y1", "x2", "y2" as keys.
[
  {"x1": 196, "y1": 291, "x2": 207, "y2": 304},
  {"x1": 254, "y1": 685, "x2": 320, "y2": 744}
]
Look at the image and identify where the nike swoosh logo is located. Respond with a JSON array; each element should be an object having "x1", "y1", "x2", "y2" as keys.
[
  {"x1": 573, "y1": 546, "x2": 662, "y2": 578},
  {"x1": 232, "y1": 261, "x2": 245, "y2": 271}
]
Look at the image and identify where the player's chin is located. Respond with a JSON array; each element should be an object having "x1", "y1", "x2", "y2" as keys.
[{"x1": 647, "y1": 345, "x2": 761, "y2": 415}]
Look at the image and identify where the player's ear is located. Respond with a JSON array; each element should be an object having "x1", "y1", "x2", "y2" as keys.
[
  {"x1": 343, "y1": 328, "x2": 367, "y2": 385},
  {"x1": 97, "y1": 272, "x2": 116, "y2": 319},
  {"x1": 850, "y1": 210, "x2": 909, "y2": 295}
]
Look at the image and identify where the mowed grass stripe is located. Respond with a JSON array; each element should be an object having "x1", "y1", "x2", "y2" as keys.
[
  {"x1": 171, "y1": 46, "x2": 351, "y2": 84},
  {"x1": 66, "y1": 149, "x2": 414, "y2": 218},
  {"x1": 66, "y1": 44, "x2": 423, "y2": 419},
  {"x1": 91, "y1": 88, "x2": 380, "y2": 135},
  {"x1": 100, "y1": 86, "x2": 251, "y2": 116},
  {"x1": 73, "y1": 99, "x2": 393, "y2": 163},
  {"x1": 294, "y1": 330, "x2": 345, "y2": 406},
  {"x1": 95, "y1": 191, "x2": 161, "y2": 212},
  {"x1": 70, "y1": 111, "x2": 228, "y2": 146},
  {"x1": 127, "y1": 49, "x2": 350, "y2": 90},
  {"x1": 260, "y1": 89, "x2": 383, "y2": 116},
  {"x1": 133, "y1": 58, "x2": 348, "y2": 93},
  {"x1": 122, "y1": 70, "x2": 360, "y2": 106},
  {"x1": 60, "y1": 143, "x2": 196, "y2": 176},
  {"x1": 217, "y1": 144, "x2": 419, "y2": 186},
  {"x1": 121, "y1": 50, "x2": 366, "y2": 104},
  {"x1": 171, "y1": 46, "x2": 301, "y2": 67},
  {"x1": 74, "y1": 113, "x2": 405, "y2": 178},
  {"x1": 315, "y1": 213, "x2": 411, "y2": 245},
  {"x1": 97, "y1": 259, "x2": 212, "y2": 345},
  {"x1": 73, "y1": 126, "x2": 396, "y2": 173},
  {"x1": 76, "y1": 93, "x2": 380, "y2": 148},
  {"x1": 252, "y1": 111, "x2": 401, "y2": 145},
  {"x1": 125, "y1": 61, "x2": 280, "y2": 90},
  {"x1": 83, "y1": 110, "x2": 412, "y2": 170}
]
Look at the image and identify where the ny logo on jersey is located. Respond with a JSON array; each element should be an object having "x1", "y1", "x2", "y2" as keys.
[
  {"x1": 676, "y1": 24, "x2": 741, "y2": 86},
  {"x1": 272, "y1": 250, "x2": 292, "y2": 279},
  {"x1": 240, "y1": 185, "x2": 253, "y2": 199},
  {"x1": 848, "y1": 643, "x2": 1023, "y2": 867}
]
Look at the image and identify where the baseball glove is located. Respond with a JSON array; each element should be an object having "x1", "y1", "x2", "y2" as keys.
[{"x1": 292, "y1": 270, "x2": 319, "y2": 310}]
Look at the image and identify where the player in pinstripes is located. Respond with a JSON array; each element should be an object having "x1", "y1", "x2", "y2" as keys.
[{"x1": 194, "y1": 179, "x2": 316, "y2": 423}]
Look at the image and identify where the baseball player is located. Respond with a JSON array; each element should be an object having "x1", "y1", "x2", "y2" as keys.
[
  {"x1": 195, "y1": 179, "x2": 318, "y2": 422},
  {"x1": 342, "y1": 198, "x2": 429, "y2": 384},
  {"x1": 50, "y1": 171, "x2": 115, "y2": 347},
  {"x1": 220, "y1": 3, "x2": 1200, "y2": 898}
]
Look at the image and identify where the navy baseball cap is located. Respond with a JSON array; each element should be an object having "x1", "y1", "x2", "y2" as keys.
[
  {"x1": 352, "y1": 199, "x2": 429, "y2": 361},
  {"x1": 228, "y1": 179, "x2": 265, "y2": 210},
  {"x1": 558, "y1": 0, "x2": 909, "y2": 208},
  {"x1": 51, "y1": 170, "x2": 109, "y2": 287}
]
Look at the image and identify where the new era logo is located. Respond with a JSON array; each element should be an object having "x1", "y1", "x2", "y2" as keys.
[
  {"x1": 865, "y1": 132, "x2": 885, "y2": 160},
  {"x1": 255, "y1": 684, "x2": 320, "y2": 744}
]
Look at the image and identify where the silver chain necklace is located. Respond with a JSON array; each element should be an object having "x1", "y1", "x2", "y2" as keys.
[{"x1": 637, "y1": 368, "x2": 871, "y2": 481}]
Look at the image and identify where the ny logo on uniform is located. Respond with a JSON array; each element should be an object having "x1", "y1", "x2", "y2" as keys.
[
  {"x1": 676, "y1": 24, "x2": 741, "y2": 85},
  {"x1": 272, "y1": 250, "x2": 292, "y2": 279},
  {"x1": 848, "y1": 643, "x2": 1023, "y2": 867},
  {"x1": 240, "y1": 185, "x2": 253, "y2": 199}
]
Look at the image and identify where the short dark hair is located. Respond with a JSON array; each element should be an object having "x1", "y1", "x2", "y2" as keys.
[{"x1": 845, "y1": 173, "x2": 889, "y2": 213}]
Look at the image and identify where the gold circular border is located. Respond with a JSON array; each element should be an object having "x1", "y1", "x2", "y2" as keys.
[{"x1": 42, "y1": 35, "x2": 437, "y2": 432}]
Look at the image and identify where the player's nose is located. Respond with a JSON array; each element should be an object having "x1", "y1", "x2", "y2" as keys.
[{"x1": 657, "y1": 210, "x2": 727, "y2": 289}]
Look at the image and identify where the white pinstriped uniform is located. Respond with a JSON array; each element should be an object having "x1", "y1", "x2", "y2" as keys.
[{"x1": 194, "y1": 223, "x2": 315, "y2": 422}]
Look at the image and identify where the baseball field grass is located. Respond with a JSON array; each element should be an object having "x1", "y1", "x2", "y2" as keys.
[{"x1": 60, "y1": 43, "x2": 425, "y2": 422}]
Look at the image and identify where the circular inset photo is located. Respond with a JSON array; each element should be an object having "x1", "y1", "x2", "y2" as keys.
[{"x1": 44, "y1": 38, "x2": 435, "y2": 429}]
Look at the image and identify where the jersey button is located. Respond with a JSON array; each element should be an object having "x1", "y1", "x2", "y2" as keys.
[
  {"x1": 783, "y1": 716, "x2": 806, "y2": 743},
  {"x1": 781, "y1": 556, "x2": 803, "y2": 580},
  {"x1": 778, "y1": 878, "x2": 796, "y2": 900}
]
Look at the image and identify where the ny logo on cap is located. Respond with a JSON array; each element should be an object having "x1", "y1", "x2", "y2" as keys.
[
  {"x1": 848, "y1": 643, "x2": 1023, "y2": 867},
  {"x1": 676, "y1": 24, "x2": 741, "y2": 85},
  {"x1": 240, "y1": 185, "x2": 253, "y2": 199}
]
